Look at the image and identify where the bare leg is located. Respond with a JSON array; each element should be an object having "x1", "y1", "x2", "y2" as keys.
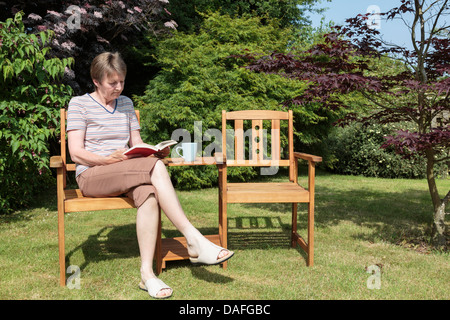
[
  {"x1": 136, "y1": 194, "x2": 172, "y2": 298},
  {"x1": 149, "y1": 160, "x2": 229, "y2": 259},
  {"x1": 136, "y1": 161, "x2": 233, "y2": 297}
]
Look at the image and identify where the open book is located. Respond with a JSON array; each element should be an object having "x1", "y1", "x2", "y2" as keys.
[{"x1": 123, "y1": 140, "x2": 177, "y2": 157}]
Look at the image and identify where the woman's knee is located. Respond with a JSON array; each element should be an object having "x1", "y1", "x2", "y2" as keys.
[
  {"x1": 138, "y1": 194, "x2": 158, "y2": 210},
  {"x1": 151, "y1": 160, "x2": 169, "y2": 180}
]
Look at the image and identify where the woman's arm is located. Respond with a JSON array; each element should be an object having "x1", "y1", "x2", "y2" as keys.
[
  {"x1": 129, "y1": 129, "x2": 145, "y2": 147},
  {"x1": 68, "y1": 129, "x2": 128, "y2": 166}
]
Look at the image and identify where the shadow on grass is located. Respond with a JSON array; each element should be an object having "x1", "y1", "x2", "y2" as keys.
[
  {"x1": 66, "y1": 224, "x2": 140, "y2": 272},
  {"x1": 234, "y1": 183, "x2": 437, "y2": 248},
  {"x1": 65, "y1": 223, "x2": 234, "y2": 283}
]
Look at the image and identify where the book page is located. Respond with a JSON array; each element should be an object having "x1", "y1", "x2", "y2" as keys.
[{"x1": 154, "y1": 140, "x2": 177, "y2": 150}]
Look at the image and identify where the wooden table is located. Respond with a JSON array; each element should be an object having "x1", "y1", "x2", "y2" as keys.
[{"x1": 157, "y1": 157, "x2": 222, "y2": 272}]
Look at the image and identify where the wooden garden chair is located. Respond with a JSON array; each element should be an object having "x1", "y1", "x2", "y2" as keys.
[
  {"x1": 50, "y1": 109, "x2": 166, "y2": 286},
  {"x1": 218, "y1": 110, "x2": 322, "y2": 266}
]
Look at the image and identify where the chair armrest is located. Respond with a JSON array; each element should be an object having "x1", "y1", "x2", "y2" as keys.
[
  {"x1": 214, "y1": 152, "x2": 226, "y2": 165},
  {"x1": 294, "y1": 152, "x2": 322, "y2": 163},
  {"x1": 50, "y1": 156, "x2": 64, "y2": 168}
]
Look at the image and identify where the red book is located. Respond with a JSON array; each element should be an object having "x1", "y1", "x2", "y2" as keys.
[{"x1": 123, "y1": 140, "x2": 177, "y2": 157}]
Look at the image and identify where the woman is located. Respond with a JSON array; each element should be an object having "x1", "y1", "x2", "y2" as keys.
[{"x1": 67, "y1": 52, "x2": 233, "y2": 299}]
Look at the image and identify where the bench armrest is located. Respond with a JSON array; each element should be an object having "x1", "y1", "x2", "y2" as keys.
[
  {"x1": 294, "y1": 152, "x2": 322, "y2": 163},
  {"x1": 50, "y1": 156, "x2": 64, "y2": 168}
]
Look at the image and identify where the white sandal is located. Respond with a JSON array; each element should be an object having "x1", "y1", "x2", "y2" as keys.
[
  {"x1": 139, "y1": 278, "x2": 173, "y2": 299},
  {"x1": 189, "y1": 241, "x2": 234, "y2": 265}
]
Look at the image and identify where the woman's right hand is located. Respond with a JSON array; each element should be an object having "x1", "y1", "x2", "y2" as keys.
[{"x1": 106, "y1": 149, "x2": 129, "y2": 164}]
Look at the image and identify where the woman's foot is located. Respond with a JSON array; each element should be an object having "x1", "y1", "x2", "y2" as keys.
[
  {"x1": 139, "y1": 278, "x2": 173, "y2": 299},
  {"x1": 140, "y1": 269, "x2": 172, "y2": 299},
  {"x1": 187, "y1": 237, "x2": 234, "y2": 265}
]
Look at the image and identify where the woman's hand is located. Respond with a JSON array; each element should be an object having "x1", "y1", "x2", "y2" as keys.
[
  {"x1": 153, "y1": 147, "x2": 170, "y2": 159},
  {"x1": 106, "y1": 148, "x2": 130, "y2": 163}
]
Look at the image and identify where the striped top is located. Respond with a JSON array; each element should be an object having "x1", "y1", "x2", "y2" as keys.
[{"x1": 67, "y1": 93, "x2": 140, "y2": 177}]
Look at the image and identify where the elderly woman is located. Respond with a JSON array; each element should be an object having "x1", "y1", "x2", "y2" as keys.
[{"x1": 67, "y1": 52, "x2": 233, "y2": 299}]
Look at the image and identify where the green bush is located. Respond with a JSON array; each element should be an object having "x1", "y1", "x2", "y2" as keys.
[
  {"x1": 0, "y1": 12, "x2": 73, "y2": 214},
  {"x1": 323, "y1": 122, "x2": 427, "y2": 179},
  {"x1": 134, "y1": 13, "x2": 336, "y2": 188}
]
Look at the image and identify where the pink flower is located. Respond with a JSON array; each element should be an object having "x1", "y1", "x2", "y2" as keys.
[
  {"x1": 47, "y1": 10, "x2": 62, "y2": 17},
  {"x1": 61, "y1": 41, "x2": 76, "y2": 50},
  {"x1": 53, "y1": 23, "x2": 66, "y2": 35},
  {"x1": 134, "y1": 6, "x2": 142, "y2": 13},
  {"x1": 64, "y1": 67, "x2": 75, "y2": 79},
  {"x1": 28, "y1": 13, "x2": 42, "y2": 21},
  {"x1": 164, "y1": 20, "x2": 178, "y2": 29},
  {"x1": 93, "y1": 11, "x2": 103, "y2": 18}
]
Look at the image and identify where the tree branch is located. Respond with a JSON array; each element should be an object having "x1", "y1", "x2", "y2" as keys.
[
  {"x1": 423, "y1": 0, "x2": 449, "y2": 55},
  {"x1": 435, "y1": 155, "x2": 450, "y2": 163}
]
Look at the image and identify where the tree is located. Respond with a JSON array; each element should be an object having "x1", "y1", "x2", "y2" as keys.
[
  {"x1": 245, "y1": 0, "x2": 449, "y2": 248},
  {"x1": 134, "y1": 12, "x2": 336, "y2": 189},
  {"x1": 166, "y1": 0, "x2": 327, "y2": 32},
  {"x1": 0, "y1": 0, "x2": 175, "y2": 95},
  {"x1": 0, "y1": 12, "x2": 73, "y2": 213}
]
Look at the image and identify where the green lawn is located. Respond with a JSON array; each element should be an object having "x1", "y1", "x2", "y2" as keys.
[{"x1": 0, "y1": 170, "x2": 449, "y2": 300}]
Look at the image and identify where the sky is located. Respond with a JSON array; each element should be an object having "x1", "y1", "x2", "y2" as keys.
[{"x1": 308, "y1": 0, "x2": 416, "y2": 50}]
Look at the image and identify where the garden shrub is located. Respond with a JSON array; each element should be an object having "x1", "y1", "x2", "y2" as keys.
[
  {"x1": 0, "y1": 12, "x2": 73, "y2": 214},
  {"x1": 134, "y1": 13, "x2": 335, "y2": 189},
  {"x1": 323, "y1": 122, "x2": 428, "y2": 179}
]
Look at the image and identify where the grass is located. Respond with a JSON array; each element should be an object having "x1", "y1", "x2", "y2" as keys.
[{"x1": 0, "y1": 170, "x2": 449, "y2": 300}]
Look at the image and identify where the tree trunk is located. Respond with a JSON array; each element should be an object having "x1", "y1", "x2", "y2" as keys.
[
  {"x1": 426, "y1": 149, "x2": 448, "y2": 248},
  {"x1": 432, "y1": 195, "x2": 448, "y2": 248}
]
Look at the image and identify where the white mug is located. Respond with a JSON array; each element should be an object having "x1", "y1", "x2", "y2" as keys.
[{"x1": 175, "y1": 142, "x2": 198, "y2": 162}]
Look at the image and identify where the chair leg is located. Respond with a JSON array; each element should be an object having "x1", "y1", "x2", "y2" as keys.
[
  {"x1": 58, "y1": 207, "x2": 65, "y2": 286},
  {"x1": 307, "y1": 201, "x2": 314, "y2": 266},
  {"x1": 291, "y1": 203, "x2": 298, "y2": 248},
  {"x1": 219, "y1": 187, "x2": 227, "y2": 270}
]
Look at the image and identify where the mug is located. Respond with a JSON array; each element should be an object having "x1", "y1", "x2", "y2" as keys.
[{"x1": 175, "y1": 142, "x2": 198, "y2": 162}]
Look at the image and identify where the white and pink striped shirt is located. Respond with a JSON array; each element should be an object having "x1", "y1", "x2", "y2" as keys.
[{"x1": 67, "y1": 93, "x2": 140, "y2": 177}]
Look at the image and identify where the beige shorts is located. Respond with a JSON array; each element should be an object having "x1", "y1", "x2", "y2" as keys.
[{"x1": 76, "y1": 157, "x2": 160, "y2": 208}]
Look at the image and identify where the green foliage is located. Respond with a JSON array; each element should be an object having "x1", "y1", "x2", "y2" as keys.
[
  {"x1": 134, "y1": 13, "x2": 336, "y2": 188},
  {"x1": 323, "y1": 122, "x2": 428, "y2": 179},
  {"x1": 167, "y1": 0, "x2": 323, "y2": 32},
  {"x1": 0, "y1": 12, "x2": 73, "y2": 214}
]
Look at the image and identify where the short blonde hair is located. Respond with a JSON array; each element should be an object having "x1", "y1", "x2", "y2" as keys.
[{"x1": 90, "y1": 52, "x2": 127, "y2": 83}]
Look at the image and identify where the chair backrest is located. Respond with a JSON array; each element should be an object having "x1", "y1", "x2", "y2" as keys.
[
  {"x1": 221, "y1": 109, "x2": 295, "y2": 178},
  {"x1": 58, "y1": 108, "x2": 140, "y2": 184}
]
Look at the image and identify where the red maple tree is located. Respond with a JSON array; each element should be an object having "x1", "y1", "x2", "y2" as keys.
[{"x1": 245, "y1": 0, "x2": 449, "y2": 247}]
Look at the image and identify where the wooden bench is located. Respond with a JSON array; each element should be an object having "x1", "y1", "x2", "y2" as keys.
[{"x1": 50, "y1": 109, "x2": 223, "y2": 286}]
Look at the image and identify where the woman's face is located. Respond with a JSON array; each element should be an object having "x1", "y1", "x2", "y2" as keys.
[{"x1": 94, "y1": 72, "x2": 125, "y2": 102}]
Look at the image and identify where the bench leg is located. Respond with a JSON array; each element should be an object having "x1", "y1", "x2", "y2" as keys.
[{"x1": 155, "y1": 206, "x2": 163, "y2": 275}]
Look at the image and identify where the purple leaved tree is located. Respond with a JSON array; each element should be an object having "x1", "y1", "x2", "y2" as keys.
[
  {"x1": 1, "y1": 0, "x2": 176, "y2": 94},
  {"x1": 246, "y1": 0, "x2": 449, "y2": 247}
]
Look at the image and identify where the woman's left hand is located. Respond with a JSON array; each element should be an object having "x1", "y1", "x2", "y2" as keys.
[{"x1": 154, "y1": 147, "x2": 170, "y2": 159}]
